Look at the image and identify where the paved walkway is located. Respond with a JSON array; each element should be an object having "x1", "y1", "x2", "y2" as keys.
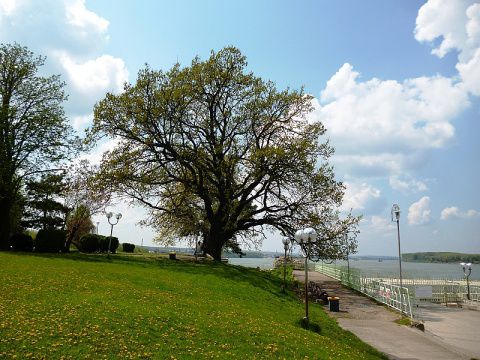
[{"x1": 293, "y1": 270, "x2": 480, "y2": 360}]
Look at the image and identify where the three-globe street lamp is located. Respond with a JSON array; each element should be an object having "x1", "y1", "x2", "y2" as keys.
[
  {"x1": 106, "y1": 212, "x2": 122, "y2": 257},
  {"x1": 460, "y1": 262, "x2": 472, "y2": 300},
  {"x1": 294, "y1": 227, "x2": 317, "y2": 326},
  {"x1": 281, "y1": 237, "x2": 292, "y2": 293},
  {"x1": 391, "y1": 204, "x2": 404, "y2": 315}
]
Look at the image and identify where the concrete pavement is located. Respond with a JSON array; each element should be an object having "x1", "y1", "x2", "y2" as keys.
[{"x1": 293, "y1": 270, "x2": 480, "y2": 360}]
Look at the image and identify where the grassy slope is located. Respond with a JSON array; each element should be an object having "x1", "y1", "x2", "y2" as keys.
[{"x1": 0, "y1": 253, "x2": 385, "y2": 359}]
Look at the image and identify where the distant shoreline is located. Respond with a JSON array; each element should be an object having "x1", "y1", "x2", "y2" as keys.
[{"x1": 402, "y1": 252, "x2": 480, "y2": 264}]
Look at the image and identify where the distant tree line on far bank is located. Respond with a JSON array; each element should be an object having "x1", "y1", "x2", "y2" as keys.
[{"x1": 402, "y1": 252, "x2": 480, "y2": 264}]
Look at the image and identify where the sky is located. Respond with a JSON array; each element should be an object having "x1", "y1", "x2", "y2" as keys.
[{"x1": 1, "y1": 0, "x2": 479, "y2": 255}]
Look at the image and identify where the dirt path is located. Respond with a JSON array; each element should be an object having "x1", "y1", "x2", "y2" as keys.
[{"x1": 294, "y1": 270, "x2": 477, "y2": 360}]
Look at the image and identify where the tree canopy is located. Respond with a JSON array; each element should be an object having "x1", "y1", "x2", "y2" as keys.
[
  {"x1": 90, "y1": 47, "x2": 358, "y2": 260},
  {"x1": 0, "y1": 43, "x2": 79, "y2": 248},
  {"x1": 21, "y1": 172, "x2": 70, "y2": 230}
]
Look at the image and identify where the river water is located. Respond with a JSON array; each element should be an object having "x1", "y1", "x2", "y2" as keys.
[{"x1": 228, "y1": 258, "x2": 480, "y2": 280}]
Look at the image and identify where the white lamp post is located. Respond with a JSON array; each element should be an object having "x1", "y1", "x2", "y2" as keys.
[
  {"x1": 460, "y1": 262, "x2": 472, "y2": 300},
  {"x1": 106, "y1": 212, "x2": 122, "y2": 257},
  {"x1": 195, "y1": 220, "x2": 204, "y2": 261},
  {"x1": 391, "y1": 204, "x2": 404, "y2": 315},
  {"x1": 344, "y1": 233, "x2": 350, "y2": 284},
  {"x1": 281, "y1": 236, "x2": 291, "y2": 292},
  {"x1": 294, "y1": 227, "x2": 317, "y2": 326}
]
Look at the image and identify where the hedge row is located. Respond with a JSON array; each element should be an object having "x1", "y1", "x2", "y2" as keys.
[
  {"x1": 10, "y1": 229, "x2": 66, "y2": 252},
  {"x1": 10, "y1": 231, "x2": 120, "y2": 254},
  {"x1": 77, "y1": 234, "x2": 119, "y2": 253}
]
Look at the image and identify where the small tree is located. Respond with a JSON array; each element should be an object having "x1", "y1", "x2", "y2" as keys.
[
  {"x1": 22, "y1": 172, "x2": 70, "y2": 230},
  {"x1": 64, "y1": 160, "x2": 111, "y2": 215},
  {"x1": 65, "y1": 204, "x2": 94, "y2": 251}
]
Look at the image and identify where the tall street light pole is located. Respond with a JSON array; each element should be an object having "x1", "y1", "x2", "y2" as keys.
[
  {"x1": 106, "y1": 212, "x2": 122, "y2": 258},
  {"x1": 281, "y1": 236, "x2": 291, "y2": 293},
  {"x1": 344, "y1": 233, "x2": 350, "y2": 284},
  {"x1": 460, "y1": 262, "x2": 472, "y2": 300},
  {"x1": 195, "y1": 220, "x2": 204, "y2": 261},
  {"x1": 391, "y1": 204, "x2": 403, "y2": 316},
  {"x1": 295, "y1": 227, "x2": 317, "y2": 327}
]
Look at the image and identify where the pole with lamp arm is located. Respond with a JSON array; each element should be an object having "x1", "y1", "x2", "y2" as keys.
[
  {"x1": 106, "y1": 212, "x2": 122, "y2": 258},
  {"x1": 295, "y1": 227, "x2": 317, "y2": 327},
  {"x1": 460, "y1": 262, "x2": 472, "y2": 300},
  {"x1": 281, "y1": 237, "x2": 291, "y2": 293},
  {"x1": 391, "y1": 204, "x2": 404, "y2": 316},
  {"x1": 343, "y1": 233, "x2": 350, "y2": 285},
  {"x1": 195, "y1": 220, "x2": 204, "y2": 261}
]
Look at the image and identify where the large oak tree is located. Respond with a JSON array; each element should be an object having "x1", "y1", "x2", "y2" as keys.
[
  {"x1": 90, "y1": 48, "x2": 358, "y2": 260},
  {"x1": 0, "y1": 43, "x2": 79, "y2": 249}
]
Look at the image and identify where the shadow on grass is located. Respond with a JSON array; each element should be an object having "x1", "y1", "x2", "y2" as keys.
[
  {"x1": 162, "y1": 258, "x2": 296, "y2": 300},
  {"x1": 297, "y1": 317, "x2": 322, "y2": 334}
]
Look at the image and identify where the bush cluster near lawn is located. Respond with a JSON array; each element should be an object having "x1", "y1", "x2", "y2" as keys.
[
  {"x1": 77, "y1": 234, "x2": 119, "y2": 253},
  {"x1": 122, "y1": 242, "x2": 135, "y2": 253},
  {"x1": 0, "y1": 252, "x2": 386, "y2": 359},
  {"x1": 11, "y1": 229, "x2": 66, "y2": 253}
]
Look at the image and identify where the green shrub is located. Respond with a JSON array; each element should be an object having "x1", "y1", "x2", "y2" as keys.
[
  {"x1": 10, "y1": 233, "x2": 34, "y2": 252},
  {"x1": 77, "y1": 234, "x2": 102, "y2": 253},
  {"x1": 77, "y1": 234, "x2": 119, "y2": 253},
  {"x1": 99, "y1": 236, "x2": 119, "y2": 253},
  {"x1": 122, "y1": 243, "x2": 135, "y2": 253},
  {"x1": 35, "y1": 229, "x2": 66, "y2": 252}
]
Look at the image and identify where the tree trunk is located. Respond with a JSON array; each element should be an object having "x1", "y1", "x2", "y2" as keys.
[
  {"x1": 203, "y1": 230, "x2": 225, "y2": 261},
  {"x1": 0, "y1": 199, "x2": 12, "y2": 250}
]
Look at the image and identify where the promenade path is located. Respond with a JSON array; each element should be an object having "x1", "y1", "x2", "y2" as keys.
[{"x1": 293, "y1": 270, "x2": 480, "y2": 360}]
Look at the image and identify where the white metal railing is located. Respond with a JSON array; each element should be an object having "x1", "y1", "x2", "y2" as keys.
[
  {"x1": 316, "y1": 263, "x2": 480, "y2": 311},
  {"x1": 316, "y1": 263, "x2": 413, "y2": 317}
]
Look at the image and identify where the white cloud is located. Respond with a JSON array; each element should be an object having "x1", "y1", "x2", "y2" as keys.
[
  {"x1": 313, "y1": 67, "x2": 467, "y2": 153},
  {"x1": 0, "y1": 0, "x2": 110, "y2": 55},
  {"x1": 55, "y1": 51, "x2": 128, "y2": 95},
  {"x1": 0, "y1": 0, "x2": 23, "y2": 16},
  {"x1": 416, "y1": 0, "x2": 480, "y2": 96},
  {"x1": 310, "y1": 67, "x2": 468, "y2": 178},
  {"x1": 408, "y1": 196, "x2": 432, "y2": 225},
  {"x1": 389, "y1": 175, "x2": 428, "y2": 192},
  {"x1": 440, "y1": 206, "x2": 480, "y2": 220},
  {"x1": 80, "y1": 138, "x2": 119, "y2": 165},
  {"x1": 415, "y1": 0, "x2": 480, "y2": 60},
  {"x1": 370, "y1": 215, "x2": 395, "y2": 232},
  {"x1": 340, "y1": 182, "x2": 386, "y2": 214},
  {"x1": 72, "y1": 113, "x2": 93, "y2": 130},
  {"x1": 457, "y1": 47, "x2": 480, "y2": 96},
  {"x1": 414, "y1": 0, "x2": 475, "y2": 59},
  {"x1": 65, "y1": 0, "x2": 109, "y2": 35},
  {"x1": 0, "y1": 0, "x2": 128, "y2": 127},
  {"x1": 310, "y1": 0, "x2": 480, "y2": 183}
]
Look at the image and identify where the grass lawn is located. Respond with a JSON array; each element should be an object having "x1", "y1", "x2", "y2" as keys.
[{"x1": 0, "y1": 252, "x2": 386, "y2": 359}]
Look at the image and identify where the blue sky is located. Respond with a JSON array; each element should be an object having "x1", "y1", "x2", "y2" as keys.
[{"x1": 1, "y1": 0, "x2": 479, "y2": 255}]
